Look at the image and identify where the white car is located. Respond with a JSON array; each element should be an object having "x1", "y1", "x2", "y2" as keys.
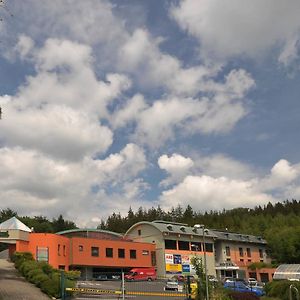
[
  {"x1": 247, "y1": 278, "x2": 258, "y2": 286},
  {"x1": 164, "y1": 278, "x2": 180, "y2": 291}
]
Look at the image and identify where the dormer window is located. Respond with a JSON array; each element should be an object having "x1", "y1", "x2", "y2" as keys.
[
  {"x1": 180, "y1": 226, "x2": 186, "y2": 232},
  {"x1": 167, "y1": 224, "x2": 173, "y2": 231}
]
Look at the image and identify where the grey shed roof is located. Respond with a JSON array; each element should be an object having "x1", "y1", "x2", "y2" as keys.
[
  {"x1": 125, "y1": 220, "x2": 218, "y2": 238},
  {"x1": 211, "y1": 229, "x2": 267, "y2": 244},
  {"x1": 0, "y1": 216, "x2": 31, "y2": 232},
  {"x1": 273, "y1": 264, "x2": 300, "y2": 280}
]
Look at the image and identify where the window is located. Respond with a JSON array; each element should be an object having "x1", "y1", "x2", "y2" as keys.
[
  {"x1": 247, "y1": 248, "x2": 251, "y2": 257},
  {"x1": 106, "y1": 248, "x2": 113, "y2": 258},
  {"x1": 118, "y1": 248, "x2": 125, "y2": 258},
  {"x1": 130, "y1": 249, "x2": 137, "y2": 259},
  {"x1": 91, "y1": 247, "x2": 99, "y2": 257},
  {"x1": 204, "y1": 243, "x2": 213, "y2": 253},
  {"x1": 178, "y1": 241, "x2": 189, "y2": 250},
  {"x1": 259, "y1": 249, "x2": 263, "y2": 258},
  {"x1": 240, "y1": 259, "x2": 244, "y2": 262},
  {"x1": 191, "y1": 242, "x2": 201, "y2": 251},
  {"x1": 239, "y1": 247, "x2": 243, "y2": 257},
  {"x1": 151, "y1": 251, "x2": 156, "y2": 266},
  {"x1": 248, "y1": 259, "x2": 252, "y2": 262},
  {"x1": 58, "y1": 244, "x2": 61, "y2": 256},
  {"x1": 79, "y1": 245, "x2": 83, "y2": 252},
  {"x1": 165, "y1": 239, "x2": 177, "y2": 250},
  {"x1": 63, "y1": 245, "x2": 66, "y2": 256},
  {"x1": 225, "y1": 246, "x2": 231, "y2": 256},
  {"x1": 138, "y1": 229, "x2": 141, "y2": 236}
]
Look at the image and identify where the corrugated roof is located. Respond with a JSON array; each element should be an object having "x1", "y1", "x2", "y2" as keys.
[
  {"x1": 0, "y1": 217, "x2": 31, "y2": 232},
  {"x1": 211, "y1": 229, "x2": 267, "y2": 244},
  {"x1": 125, "y1": 220, "x2": 218, "y2": 238},
  {"x1": 56, "y1": 228, "x2": 122, "y2": 237},
  {"x1": 273, "y1": 264, "x2": 300, "y2": 280}
]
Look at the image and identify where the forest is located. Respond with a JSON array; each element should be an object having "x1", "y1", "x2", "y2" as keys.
[{"x1": 1, "y1": 199, "x2": 300, "y2": 264}]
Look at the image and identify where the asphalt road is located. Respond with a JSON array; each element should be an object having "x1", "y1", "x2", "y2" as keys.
[{"x1": 74, "y1": 280, "x2": 188, "y2": 300}]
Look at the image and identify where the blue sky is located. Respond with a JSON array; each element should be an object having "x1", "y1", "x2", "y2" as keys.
[{"x1": 1, "y1": 0, "x2": 300, "y2": 226}]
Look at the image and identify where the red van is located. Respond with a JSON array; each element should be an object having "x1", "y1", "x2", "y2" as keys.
[{"x1": 125, "y1": 267, "x2": 156, "y2": 281}]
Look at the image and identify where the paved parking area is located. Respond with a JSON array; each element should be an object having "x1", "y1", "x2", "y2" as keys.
[{"x1": 0, "y1": 259, "x2": 50, "y2": 300}]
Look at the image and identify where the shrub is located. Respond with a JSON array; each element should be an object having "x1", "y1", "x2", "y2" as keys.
[
  {"x1": 38, "y1": 261, "x2": 54, "y2": 275},
  {"x1": 266, "y1": 280, "x2": 300, "y2": 300},
  {"x1": 19, "y1": 260, "x2": 39, "y2": 277},
  {"x1": 228, "y1": 291, "x2": 260, "y2": 300},
  {"x1": 27, "y1": 268, "x2": 45, "y2": 283},
  {"x1": 32, "y1": 273, "x2": 50, "y2": 288},
  {"x1": 40, "y1": 278, "x2": 60, "y2": 298}
]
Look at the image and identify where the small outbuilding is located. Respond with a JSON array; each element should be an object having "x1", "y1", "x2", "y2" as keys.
[{"x1": 273, "y1": 264, "x2": 300, "y2": 281}]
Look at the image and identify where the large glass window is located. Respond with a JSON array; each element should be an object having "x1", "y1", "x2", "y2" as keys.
[
  {"x1": 106, "y1": 248, "x2": 113, "y2": 258},
  {"x1": 178, "y1": 241, "x2": 190, "y2": 250},
  {"x1": 165, "y1": 239, "x2": 177, "y2": 250},
  {"x1": 91, "y1": 247, "x2": 99, "y2": 257},
  {"x1": 204, "y1": 243, "x2": 213, "y2": 253},
  {"x1": 118, "y1": 248, "x2": 125, "y2": 258},
  {"x1": 130, "y1": 249, "x2": 137, "y2": 259},
  {"x1": 191, "y1": 242, "x2": 201, "y2": 251}
]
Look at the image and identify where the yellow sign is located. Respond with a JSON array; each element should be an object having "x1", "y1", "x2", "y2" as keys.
[{"x1": 166, "y1": 263, "x2": 182, "y2": 273}]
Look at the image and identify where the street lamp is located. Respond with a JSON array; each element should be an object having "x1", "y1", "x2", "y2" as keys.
[{"x1": 194, "y1": 224, "x2": 209, "y2": 300}]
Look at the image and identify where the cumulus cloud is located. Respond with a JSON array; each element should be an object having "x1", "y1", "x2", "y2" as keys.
[
  {"x1": 171, "y1": 0, "x2": 300, "y2": 65},
  {"x1": 118, "y1": 28, "x2": 220, "y2": 95},
  {"x1": 127, "y1": 69, "x2": 254, "y2": 147},
  {"x1": 158, "y1": 154, "x2": 300, "y2": 212},
  {"x1": 0, "y1": 144, "x2": 147, "y2": 226},
  {"x1": 158, "y1": 153, "x2": 194, "y2": 186},
  {"x1": 160, "y1": 175, "x2": 275, "y2": 212}
]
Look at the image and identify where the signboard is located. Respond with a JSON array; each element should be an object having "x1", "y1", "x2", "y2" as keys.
[
  {"x1": 181, "y1": 255, "x2": 190, "y2": 265},
  {"x1": 166, "y1": 264, "x2": 182, "y2": 274},
  {"x1": 173, "y1": 254, "x2": 182, "y2": 264},
  {"x1": 36, "y1": 247, "x2": 49, "y2": 262},
  {"x1": 182, "y1": 264, "x2": 190, "y2": 273},
  {"x1": 165, "y1": 254, "x2": 174, "y2": 264}
]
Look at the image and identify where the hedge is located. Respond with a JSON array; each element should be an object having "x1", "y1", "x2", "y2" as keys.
[{"x1": 11, "y1": 252, "x2": 80, "y2": 298}]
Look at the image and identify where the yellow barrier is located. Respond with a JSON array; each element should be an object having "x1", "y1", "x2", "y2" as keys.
[{"x1": 66, "y1": 287, "x2": 187, "y2": 297}]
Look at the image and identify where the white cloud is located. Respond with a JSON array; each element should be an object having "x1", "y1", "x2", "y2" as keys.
[
  {"x1": 0, "y1": 144, "x2": 147, "y2": 226},
  {"x1": 129, "y1": 69, "x2": 254, "y2": 147},
  {"x1": 160, "y1": 175, "x2": 275, "y2": 212},
  {"x1": 171, "y1": 0, "x2": 300, "y2": 65},
  {"x1": 158, "y1": 153, "x2": 194, "y2": 186},
  {"x1": 118, "y1": 28, "x2": 220, "y2": 95}
]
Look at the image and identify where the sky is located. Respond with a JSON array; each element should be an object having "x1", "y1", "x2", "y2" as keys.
[{"x1": 1, "y1": 0, "x2": 300, "y2": 227}]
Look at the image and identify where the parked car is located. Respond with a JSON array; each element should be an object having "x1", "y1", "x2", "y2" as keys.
[
  {"x1": 247, "y1": 277, "x2": 258, "y2": 286},
  {"x1": 164, "y1": 277, "x2": 182, "y2": 291},
  {"x1": 224, "y1": 281, "x2": 265, "y2": 297}
]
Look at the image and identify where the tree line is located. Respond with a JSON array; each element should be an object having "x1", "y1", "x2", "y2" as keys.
[{"x1": 1, "y1": 200, "x2": 300, "y2": 264}]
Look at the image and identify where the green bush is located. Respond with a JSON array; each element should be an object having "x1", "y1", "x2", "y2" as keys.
[
  {"x1": 12, "y1": 251, "x2": 77, "y2": 298},
  {"x1": 27, "y1": 268, "x2": 45, "y2": 283},
  {"x1": 266, "y1": 280, "x2": 300, "y2": 300},
  {"x1": 32, "y1": 273, "x2": 50, "y2": 288},
  {"x1": 38, "y1": 261, "x2": 54, "y2": 275},
  {"x1": 19, "y1": 260, "x2": 39, "y2": 277},
  {"x1": 40, "y1": 278, "x2": 60, "y2": 298}
]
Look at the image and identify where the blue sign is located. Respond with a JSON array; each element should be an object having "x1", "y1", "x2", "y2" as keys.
[{"x1": 182, "y1": 264, "x2": 190, "y2": 273}]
